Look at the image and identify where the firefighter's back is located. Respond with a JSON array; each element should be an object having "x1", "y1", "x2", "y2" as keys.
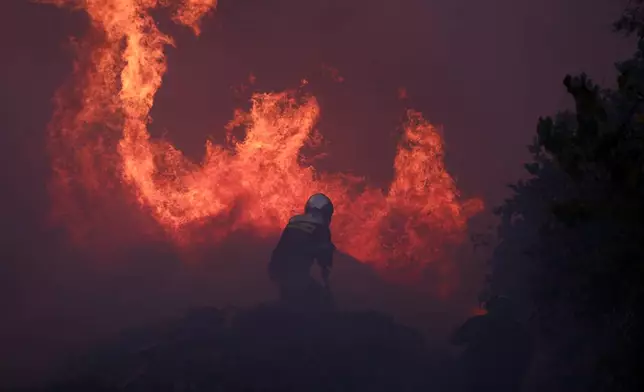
[{"x1": 269, "y1": 212, "x2": 330, "y2": 280}]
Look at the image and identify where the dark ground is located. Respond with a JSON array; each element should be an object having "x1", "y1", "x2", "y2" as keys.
[{"x1": 31, "y1": 304, "x2": 453, "y2": 392}]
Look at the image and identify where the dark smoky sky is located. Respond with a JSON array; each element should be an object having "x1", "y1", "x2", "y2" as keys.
[{"x1": 0, "y1": 0, "x2": 634, "y2": 387}]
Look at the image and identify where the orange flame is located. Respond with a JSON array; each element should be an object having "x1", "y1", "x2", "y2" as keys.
[{"x1": 43, "y1": 0, "x2": 483, "y2": 290}]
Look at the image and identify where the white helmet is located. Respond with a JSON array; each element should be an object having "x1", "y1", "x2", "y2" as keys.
[{"x1": 305, "y1": 193, "x2": 334, "y2": 223}]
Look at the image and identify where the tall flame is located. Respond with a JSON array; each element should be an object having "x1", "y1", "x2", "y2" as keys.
[{"x1": 43, "y1": 0, "x2": 483, "y2": 290}]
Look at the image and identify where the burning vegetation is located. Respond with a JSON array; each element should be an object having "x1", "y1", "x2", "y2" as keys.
[{"x1": 43, "y1": 0, "x2": 482, "y2": 292}]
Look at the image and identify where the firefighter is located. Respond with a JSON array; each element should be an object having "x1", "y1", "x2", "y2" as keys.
[{"x1": 268, "y1": 193, "x2": 336, "y2": 309}]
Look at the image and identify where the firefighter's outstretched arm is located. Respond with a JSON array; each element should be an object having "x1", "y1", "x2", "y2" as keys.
[
  {"x1": 317, "y1": 241, "x2": 335, "y2": 288},
  {"x1": 321, "y1": 264, "x2": 331, "y2": 288}
]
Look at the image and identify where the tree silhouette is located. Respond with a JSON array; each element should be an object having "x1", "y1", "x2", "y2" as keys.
[{"x1": 488, "y1": 10, "x2": 644, "y2": 391}]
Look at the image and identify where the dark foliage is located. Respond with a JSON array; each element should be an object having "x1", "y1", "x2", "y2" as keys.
[{"x1": 488, "y1": 8, "x2": 644, "y2": 391}]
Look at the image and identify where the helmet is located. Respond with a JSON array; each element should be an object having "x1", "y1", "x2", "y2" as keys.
[{"x1": 305, "y1": 193, "x2": 334, "y2": 223}]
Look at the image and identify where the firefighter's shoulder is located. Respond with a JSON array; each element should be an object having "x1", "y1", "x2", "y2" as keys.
[{"x1": 287, "y1": 213, "x2": 323, "y2": 234}]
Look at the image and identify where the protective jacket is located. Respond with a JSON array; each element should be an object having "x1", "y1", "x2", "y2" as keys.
[{"x1": 268, "y1": 211, "x2": 335, "y2": 281}]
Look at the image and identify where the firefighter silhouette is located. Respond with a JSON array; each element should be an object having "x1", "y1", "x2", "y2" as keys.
[{"x1": 268, "y1": 193, "x2": 336, "y2": 309}]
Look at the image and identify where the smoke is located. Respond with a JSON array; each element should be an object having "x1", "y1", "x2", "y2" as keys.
[{"x1": 0, "y1": 0, "x2": 631, "y2": 388}]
